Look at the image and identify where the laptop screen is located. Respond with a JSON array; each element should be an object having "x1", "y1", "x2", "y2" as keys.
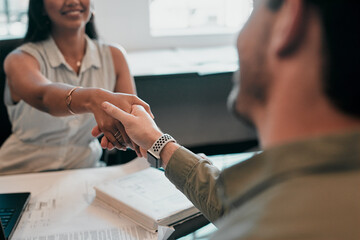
[
  {"x1": 0, "y1": 192, "x2": 30, "y2": 240},
  {"x1": 0, "y1": 221, "x2": 5, "y2": 240}
]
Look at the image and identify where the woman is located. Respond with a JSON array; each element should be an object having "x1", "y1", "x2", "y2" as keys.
[{"x1": 0, "y1": 0, "x2": 150, "y2": 175}]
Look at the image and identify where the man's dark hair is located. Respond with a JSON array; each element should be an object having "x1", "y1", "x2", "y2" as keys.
[
  {"x1": 24, "y1": 0, "x2": 98, "y2": 43},
  {"x1": 307, "y1": 1, "x2": 360, "y2": 117},
  {"x1": 267, "y1": 0, "x2": 360, "y2": 117}
]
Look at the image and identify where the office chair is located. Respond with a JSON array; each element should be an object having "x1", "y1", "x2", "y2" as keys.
[{"x1": 0, "y1": 38, "x2": 23, "y2": 147}]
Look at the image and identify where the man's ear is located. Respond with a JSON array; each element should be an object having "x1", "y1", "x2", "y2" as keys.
[{"x1": 272, "y1": 0, "x2": 306, "y2": 56}]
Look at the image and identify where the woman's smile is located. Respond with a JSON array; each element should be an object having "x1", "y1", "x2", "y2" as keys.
[{"x1": 61, "y1": 8, "x2": 85, "y2": 18}]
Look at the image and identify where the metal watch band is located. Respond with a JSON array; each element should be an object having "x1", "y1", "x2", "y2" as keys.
[{"x1": 147, "y1": 134, "x2": 176, "y2": 160}]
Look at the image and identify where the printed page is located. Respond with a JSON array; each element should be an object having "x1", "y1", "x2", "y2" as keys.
[
  {"x1": 0, "y1": 158, "x2": 160, "y2": 240},
  {"x1": 14, "y1": 227, "x2": 154, "y2": 240}
]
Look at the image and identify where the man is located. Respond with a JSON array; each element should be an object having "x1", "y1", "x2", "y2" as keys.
[{"x1": 94, "y1": 0, "x2": 360, "y2": 238}]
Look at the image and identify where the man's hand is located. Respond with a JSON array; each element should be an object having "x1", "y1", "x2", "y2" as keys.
[
  {"x1": 92, "y1": 101, "x2": 163, "y2": 157},
  {"x1": 91, "y1": 92, "x2": 153, "y2": 156}
]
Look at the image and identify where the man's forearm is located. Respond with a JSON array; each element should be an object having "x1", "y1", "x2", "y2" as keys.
[
  {"x1": 160, "y1": 142, "x2": 181, "y2": 168},
  {"x1": 164, "y1": 146, "x2": 225, "y2": 223}
]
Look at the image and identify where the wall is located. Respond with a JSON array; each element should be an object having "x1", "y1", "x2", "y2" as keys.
[
  {"x1": 93, "y1": 0, "x2": 237, "y2": 51},
  {"x1": 135, "y1": 73, "x2": 257, "y2": 148},
  {"x1": 93, "y1": 0, "x2": 257, "y2": 149}
]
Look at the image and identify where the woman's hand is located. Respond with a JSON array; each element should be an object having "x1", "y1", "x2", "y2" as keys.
[
  {"x1": 4, "y1": 45, "x2": 148, "y2": 156},
  {"x1": 98, "y1": 101, "x2": 181, "y2": 168}
]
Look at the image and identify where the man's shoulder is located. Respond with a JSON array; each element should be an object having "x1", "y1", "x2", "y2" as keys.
[
  {"x1": 212, "y1": 169, "x2": 360, "y2": 239},
  {"x1": 218, "y1": 130, "x2": 360, "y2": 214}
]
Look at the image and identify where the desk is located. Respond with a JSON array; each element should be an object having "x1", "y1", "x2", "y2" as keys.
[
  {"x1": 0, "y1": 152, "x2": 255, "y2": 240},
  {"x1": 0, "y1": 158, "x2": 163, "y2": 240}
]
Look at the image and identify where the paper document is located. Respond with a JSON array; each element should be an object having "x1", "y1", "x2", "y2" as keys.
[
  {"x1": 0, "y1": 158, "x2": 163, "y2": 240},
  {"x1": 94, "y1": 168, "x2": 199, "y2": 232}
]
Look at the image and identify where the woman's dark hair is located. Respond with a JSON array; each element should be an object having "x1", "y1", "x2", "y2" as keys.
[{"x1": 24, "y1": 0, "x2": 98, "y2": 43}]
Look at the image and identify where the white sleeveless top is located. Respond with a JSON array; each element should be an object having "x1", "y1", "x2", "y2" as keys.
[{"x1": 0, "y1": 36, "x2": 116, "y2": 175}]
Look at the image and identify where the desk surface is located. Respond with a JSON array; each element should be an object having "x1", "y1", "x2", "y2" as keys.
[
  {"x1": 0, "y1": 158, "x2": 163, "y2": 240},
  {"x1": 0, "y1": 152, "x2": 255, "y2": 240}
]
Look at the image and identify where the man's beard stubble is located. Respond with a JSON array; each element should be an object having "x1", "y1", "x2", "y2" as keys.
[{"x1": 227, "y1": 70, "x2": 257, "y2": 132}]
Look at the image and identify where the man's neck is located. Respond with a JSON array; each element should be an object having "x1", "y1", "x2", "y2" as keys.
[
  {"x1": 256, "y1": 55, "x2": 360, "y2": 149},
  {"x1": 258, "y1": 98, "x2": 360, "y2": 149}
]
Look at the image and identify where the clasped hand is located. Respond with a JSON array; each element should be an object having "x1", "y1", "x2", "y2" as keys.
[
  {"x1": 92, "y1": 101, "x2": 162, "y2": 158},
  {"x1": 90, "y1": 92, "x2": 155, "y2": 157}
]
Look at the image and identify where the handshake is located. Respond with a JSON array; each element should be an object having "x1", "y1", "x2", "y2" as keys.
[{"x1": 91, "y1": 100, "x2": 176, "y2": 166}]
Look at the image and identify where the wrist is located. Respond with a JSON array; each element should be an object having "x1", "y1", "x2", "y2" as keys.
[
  {"x1": 65, "y1": 86, "x2": 83, "y2": 114},
  {"x1": 160, "y1": 142, "x2": 180, "y2": 168},
  {"x1": 85, "y1": 88, "x2": 110, "y2": 113},
  {"x1": 64, "y1": 86, "x2": 88, "y2": 114},
  {"x1": 146, "y1": 133, "x2": 178, "y2": 169},
  {"x1": 147, "y1": 133, "x2": 175, "y2": 158},
  {"x1": 146, "y1": 131, "x2": 163, "y2": 150}
]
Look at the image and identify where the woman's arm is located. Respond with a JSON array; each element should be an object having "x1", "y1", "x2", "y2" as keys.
[
  {"x1": 5, "y1": 50, "x2": 151, "y2": 151},
  {"x1": 5, "y1": 50, "x2": 78, "y2": 116}
]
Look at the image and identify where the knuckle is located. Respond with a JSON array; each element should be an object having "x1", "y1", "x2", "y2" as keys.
[{"x1": 133, "y1": 95, "x2": 141, "y2": 103}]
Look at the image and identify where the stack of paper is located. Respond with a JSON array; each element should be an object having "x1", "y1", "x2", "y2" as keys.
[{"x1": 94, "y1": 168, "x2": 200, "y2": 232}]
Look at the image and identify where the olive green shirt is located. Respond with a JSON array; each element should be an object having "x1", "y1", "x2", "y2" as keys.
[{"x1": 165, "y1": 130, "x2": 360, "y2": 239}]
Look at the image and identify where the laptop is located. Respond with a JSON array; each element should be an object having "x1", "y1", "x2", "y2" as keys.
[{"x1": 0, "y1": 193, "x2": 30, "y2": 240}]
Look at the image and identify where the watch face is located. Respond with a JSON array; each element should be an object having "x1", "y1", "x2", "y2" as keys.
[{"x1": 147, "y1": 152, "x2": 161, "y2": 168}]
